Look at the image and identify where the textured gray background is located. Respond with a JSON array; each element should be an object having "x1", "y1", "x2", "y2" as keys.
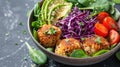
[{"x1": 0, "y1": 0, "x2": 120, "y2": 67}]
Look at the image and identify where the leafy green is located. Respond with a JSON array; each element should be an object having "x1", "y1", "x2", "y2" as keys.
[
  {"x1": 112, "y1": 0, "x2": 120, "y2": 4},
  {"x1": 46, "y1": 48, "x2": 54, "y2": 52},
  {"x1": 93, "y1": 50, "x2": 109, "y2": 57},
  {"x1": 111, "y1": 8, "x2": 120, "y2": 21},
  {"x1": 31, "y1": 21, "x2": 43, "y2": 30},
  {"x1": 66, "y1": 0, "x2": 120, "y2": 20},
  {"x1": 116, "y1": 51, "x2": 120, "y2": 61},
  {"x1": 34, "y1": 2, "x2": 41, "y2": 17},
  {"x1": 110, "y1": 43, "x2": 117, "y2": 49},
  {"x1": 33, "y1": 29, "x2": 38, "y2": 41},
  {"x1": 25, "y1": 42, "x2": 47, "y2": 65},
  {"x1": 70, "y1": 49, "x2": 89, "y2": 58}
]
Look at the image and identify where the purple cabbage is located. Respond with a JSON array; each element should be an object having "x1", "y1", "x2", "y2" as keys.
[{"x1": 56, "y1": 7, "x2": 97, "y2": 41}]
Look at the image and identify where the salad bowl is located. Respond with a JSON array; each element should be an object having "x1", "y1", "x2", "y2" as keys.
[
  {"x1": 28, "y1": 0, "x2": 120, "y2": 66},
  {"x1": 28, "y1": 9, "x2": 120, "y2": 66}
]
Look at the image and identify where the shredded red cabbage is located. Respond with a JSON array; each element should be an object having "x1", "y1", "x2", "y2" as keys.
[{"x1": 56, "y1": 7, "x2": 97, "y2": 41}]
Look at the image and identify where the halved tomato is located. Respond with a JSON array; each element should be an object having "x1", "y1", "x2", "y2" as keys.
[
  {"x1": 103, "y1": 17, "x2": 118, "y2": 31},
  {"x1": 97, "y1": 12, "x2": 109, "y2": 23},
  {"x1": 109, "y1": 29, "x2": 120, "y2": 45},
  {"x1": 94, "y1": 22, "x2": 108, "y2": 37}
]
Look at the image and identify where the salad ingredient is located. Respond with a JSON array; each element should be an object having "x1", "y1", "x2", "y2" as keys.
[
  {"x1": 93, "y1": 50, "x2": 109, "y2": 57},
  {"x1": 55, "y1": 38, "x2": 81, "y2": 56},
  {"x1": 45, "y1": 27, "x2": 56, "y2": 35},
  {"x1": 46, "y1": 48, "x2": 54, "y2": 52},
  {"x1": 33, "y1": 29, "x2": 38, "y2": 40},
  {"x1": 116, "y1": 51, "x2": 120, "y2": 61},
  {"x1": 110, "y1": 43, "x2": 117, "y2": 49},
  {"x1": 40, "y1": 0, "x2": 72, "y2": 24},
  {"x1": 112, "y1": 0, "x2": 120, "y2": 4},
  {"x1": 48, "y1": 4, "x2": 65, "y2": 24},
  {"x1": 32, "y1": 21, "x2": 43, "y2": 30},
  {"x1": 37, "y1": 24, "x2": 61, "y2": 47},
  {"x1": 34, "y1": 2, "x2": 41, "y2": 17},
  {"x1": 70, "y1": 49, "x2": 88, "y2": 58},
  {"x1": 103, "y1": 17, "x2": 118, "y2": 31},
  {"x1": 66, "y1": 0, "x2": 113, "y2": 16},
  {"x1": 56, "y1": 7, "x2": 97, "y2": 40},
  {"x1": 94, "y1": 22, "x2": 108, "y2": 37},
  {"x1": 25, "y1": 42, "x2": 47, "y2": 65},
  {"x1": 97, "y1": 12, "x2": 109, "y2": 23},
  {"x1": 109, "y1": 29, "x2": 120, "y2": 45},
  {"x1": 111, "y1": 8, "x2": 120, "y2": 21},
  {"x1": 82, "y1": 35, "x2": 109, "y2": 55}
]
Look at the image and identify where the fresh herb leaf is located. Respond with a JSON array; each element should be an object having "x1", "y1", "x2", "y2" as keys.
[
  {"x1": 116, "y1": 51, "x2": 120, "y2": 61},
  {"x1": 79, "y1": 22, "x2": 84, "y2": 26},
  {"x1": 93, "y1": 50, "x2": 109, "y2": 57},
  {"x1": 70, "y1": 49, "x2": 89, "y2": 58},
  {"x1": 25, "y1": 42, "x2": 47, "y2": 65},
  {"x1": 95, "y1": 37, "x2": 101, "y2": 44},
  {"x1": 45, "y1": 27, "x2": 56, "y2": 35}
]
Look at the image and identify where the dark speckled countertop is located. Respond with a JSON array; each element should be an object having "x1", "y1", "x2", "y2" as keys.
[{"x1": 0, "y1": 0, "x2": 120, "y2": 67}]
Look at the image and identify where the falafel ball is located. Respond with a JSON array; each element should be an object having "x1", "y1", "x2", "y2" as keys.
[
  {"x1": 82, "y1": 35, "x2": 110, "y2": 55},
  {"x1": 55, "y1": 38, "x2": 82, "y2": 56},
  {"x1": 37, "y1": 24, "x2": 61, "y2": 47}
]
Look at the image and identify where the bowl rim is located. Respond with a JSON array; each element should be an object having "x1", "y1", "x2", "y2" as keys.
[{"x1": 27, "y1": 8, "x2": 120, "y2": 60}]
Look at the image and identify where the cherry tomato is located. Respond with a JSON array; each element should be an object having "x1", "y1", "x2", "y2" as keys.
[
  {"x1": 103, "y1": 17, "x2": 118, "y2": 31},
  {"x1": 109, "y1": 29, "x2": 120, "y2": 45},
  {"x1": 94, "y1": 22, "x2": 108, "y2": 37},
  {"x1": 97, "y1": 12, "x2": 109, "y2": 23}
]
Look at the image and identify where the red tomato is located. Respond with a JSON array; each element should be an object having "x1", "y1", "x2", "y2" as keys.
[
  {"x1": 94, "y1": 22, "x2": 108, "y2": 37},
  {"x1": 109, "y1": 29, "x2": 120, "y2": 45},
  {"x1": 103, "y1": 17, "x2": 118, "y2": 31},
  {"x1": 97, "y1": 12, "x2": 109, "y2": 23}
]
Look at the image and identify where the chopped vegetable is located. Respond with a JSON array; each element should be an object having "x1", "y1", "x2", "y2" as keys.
[
  {"x1": 56, "y1": 7, "x2": 97, "y2": 40},
  {"x1": 109, "y1": 29, "x2": 120, "y2": 45},
  {"x1": 70, "y1": 49, "x2": 88, "y2": 58},
  {"x1": 94, "y1": 22, "x2": 108, "y2": 37},
  {"x1": 93, "y1": 50, "x2": 109, "y2": 57},
  {"x1": 103, "y1": 17, "x2": 118, "y2": 31},
  {"x1": 97, "y1": 12, "x2": 109, "y2": 23},
  {"x1": 25, "y1": 42, "x2": 47, "y2": 65}
]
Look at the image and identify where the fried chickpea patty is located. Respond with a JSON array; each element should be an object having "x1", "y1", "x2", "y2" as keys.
[
  {"x1": 82, "y1": 35, "x2": 110, "y2": 55},
  {"x1": 37, "y1": 24, "x2": 61, "y2": 47},
  {"x1": 55, "y1": 38, "x2": 81, "y2": 56}
]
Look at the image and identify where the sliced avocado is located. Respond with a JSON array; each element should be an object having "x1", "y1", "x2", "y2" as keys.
[{"x1": 48, "y1": 0, "x2": 72, "y2": 23}]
